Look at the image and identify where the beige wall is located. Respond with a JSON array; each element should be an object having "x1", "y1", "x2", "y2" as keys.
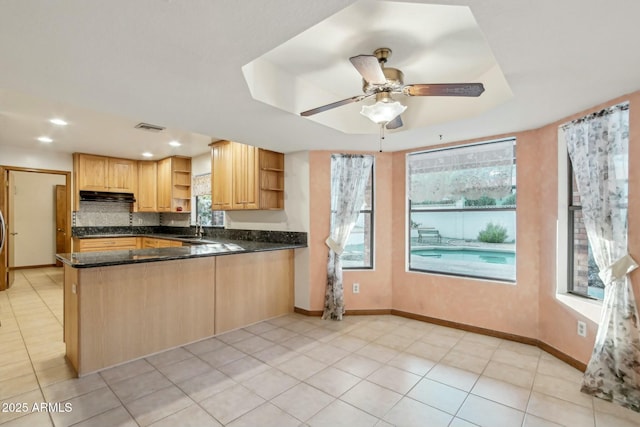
[
  {"x1": 306, "y1": 90, "x2": 640, "y2": 365},
  {"x1": 0, "y1": 145, "x2": 72, "y2": 171}
]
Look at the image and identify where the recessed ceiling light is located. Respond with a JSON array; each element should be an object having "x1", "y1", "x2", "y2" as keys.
[
  {"x1": 49, "y1": 118, "x2": 68, "y2": 126},
  {"x1": 38, "y1": 136, "x2": 53, "y2": 143},
  {"x1": 169, "y1": 140, "x2": 181, "y2": 147},
  {"x1": 142, "y1": 152, "x2": 153, "y2": 158}
]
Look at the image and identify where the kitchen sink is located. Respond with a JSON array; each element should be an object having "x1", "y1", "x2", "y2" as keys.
[{"x1": 173, "y1": 235, "x2": 221, "y2": 244}]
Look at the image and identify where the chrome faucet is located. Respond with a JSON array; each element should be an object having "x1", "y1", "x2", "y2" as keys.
[{"x1": 195, "y1": 220, "x2": 204, "y2": 238}]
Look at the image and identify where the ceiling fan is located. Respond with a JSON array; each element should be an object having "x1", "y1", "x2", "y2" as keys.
[{"x1": 300, "y1": 48, "x2": 485, "y2": 130}]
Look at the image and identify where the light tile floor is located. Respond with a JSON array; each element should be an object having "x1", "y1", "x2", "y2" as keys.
[{"x1": 1, "y1": 267, "x2": 640, "y2": 426}]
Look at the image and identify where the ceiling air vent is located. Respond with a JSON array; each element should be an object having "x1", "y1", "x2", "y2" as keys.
[{"x1": 134, "y1": 122, "x2": 165, "y2": 132}]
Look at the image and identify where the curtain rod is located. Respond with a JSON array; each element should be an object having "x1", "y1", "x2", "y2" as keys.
[{"x1": 561, "y1": 102, "x2": 629, "y2": 129}]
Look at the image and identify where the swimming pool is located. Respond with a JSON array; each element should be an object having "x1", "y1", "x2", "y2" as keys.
[{"x1": 411, "y1": 248, "x2": 515, "y2": 265}]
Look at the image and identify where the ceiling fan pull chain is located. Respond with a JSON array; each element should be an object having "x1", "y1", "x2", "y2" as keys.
[{"x1": 379, "y1": 124, "x2": 385, "y2": 152}]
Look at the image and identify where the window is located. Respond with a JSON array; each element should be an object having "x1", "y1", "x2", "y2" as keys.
[
  {"x1": 195, "y1": 195, "x2": 212, "y2": 225},
  {"x1": 331, "y1": 158, "x2": 374, "y2": 269},
  {"x1": 193, "y1": 174, "x2": 224, "y2": 227},
  {"x1": 567, "y1": 157, "x2": 628, "y2": 301},
  {"x1": 567, "y1": 165, "x2": 604, "y2": 299},
  {"x1": 407, "y1": 139, "x2": 516, "y2": 282}
]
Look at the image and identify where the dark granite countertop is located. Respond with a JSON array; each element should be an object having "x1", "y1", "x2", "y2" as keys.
[
  {"x1": 56, "y1": 239, "x2": 305, "y2": 268},
  {"x1": 61, "y1": 228, "x2": 307, "y2": 268}
]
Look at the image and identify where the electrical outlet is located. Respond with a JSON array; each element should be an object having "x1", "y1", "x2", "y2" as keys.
[
  {"x1": 353, "y1": 283, "x2": 360, "y2": 294},
  {"x1": 577, "y1": 320, "x2": 587, "y2": 337}
]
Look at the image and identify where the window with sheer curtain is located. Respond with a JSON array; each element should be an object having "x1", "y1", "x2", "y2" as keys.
[
  {"x1": 407, "y1": 139, "x2": 516, "y2": 282},
  {"x1": 331, "y1": 160, "x2": 374, "y2": 269},
  {"x1": 192, "y1": 174, "x2": 224, "y2": 227}
]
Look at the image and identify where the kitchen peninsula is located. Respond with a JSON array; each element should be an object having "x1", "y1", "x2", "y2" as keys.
[{"x1": 57, "y1": 232, "x2": 305, "y2": 376}]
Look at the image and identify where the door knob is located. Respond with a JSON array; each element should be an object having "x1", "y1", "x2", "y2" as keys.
[
  {"x1": 10, "y1": 232, "x2": 18, "y2": 235},
  {"x1": 57, "y1": 228, "x2": 64, "y2": 232}
]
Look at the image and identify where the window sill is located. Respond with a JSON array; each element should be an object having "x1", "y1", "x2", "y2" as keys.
[
  {"x1": 556, "y1": 292, "x2": 602, "y2": 324},
  {"x1": 407, "y1": 268, "x2": 516, "y2": 285}
]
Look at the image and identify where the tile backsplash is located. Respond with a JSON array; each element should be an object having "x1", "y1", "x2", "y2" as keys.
[{"x1": 74, "y1": 201, "x2": 189, "y2": 227}]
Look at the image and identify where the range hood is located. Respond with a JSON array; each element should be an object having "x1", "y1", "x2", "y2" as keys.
[{"x1": 79, "y1": 191, "x2": 136, "y2": 203}]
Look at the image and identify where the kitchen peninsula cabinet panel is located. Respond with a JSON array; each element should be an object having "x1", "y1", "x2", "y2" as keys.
[
  {"x1": 209, "y1": 140, "x2": 284, "y2": 211},
  {"x1": 215, "y1": 250, "x2": 293, "y2": 334},
  {"x1": 136, "y1": 161, "x2": 157, "y2": 212},
  {"x1": 65, "y1": 257, "x2": 216, "y2": 375}
]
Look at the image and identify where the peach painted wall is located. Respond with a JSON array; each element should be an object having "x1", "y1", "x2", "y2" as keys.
[
  {"x1": 308, "y1": 151, "x2": 393, "y2": 312},
  {"x1": 536, "y1": 92, "x2": 640, "y2": 363},
  {"x1": 306, "y1": 90, "x2": 640, "y2": 365},
  {"x1": 390, "y1": 131, "x2": 540, "y2": 340}
]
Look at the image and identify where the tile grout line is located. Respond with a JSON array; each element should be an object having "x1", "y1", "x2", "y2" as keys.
[
  {"x1": 4, "y1": 271, "x2": 56, "y2": 427},
  {"x1": 23, "y1": 270, "x2": 64, "y2": 328},
  {"x1": 6, "y1": 271, "x2": 625, "y2": 427}
]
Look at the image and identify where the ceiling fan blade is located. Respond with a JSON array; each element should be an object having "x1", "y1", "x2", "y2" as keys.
[
  {"x1": 349, "y1": 55, "x2": 386, "y2": 84},
  {"x1": 386, "y1": 115, "x2": 403, "y2": 130},
  {"x1": 300, "y1": 94, "x2": 369, "y2": 117},
  {"x1": 404, "y1": 83, "x2": 485, "y2": 97}
]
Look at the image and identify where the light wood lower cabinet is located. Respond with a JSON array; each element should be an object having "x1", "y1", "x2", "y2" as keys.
[
  {"x1": 141, "y1": 237, "x2": 183, "y2": 248},
  {"x1": 73, "y1": 237, "x2": 138, "y2": 252},
  {"x1": 64, "y1": 249, "x2": 294, "y2": 376},
  {"x1": 73, "y1": 237, "x2": 182, "y2": 252}
]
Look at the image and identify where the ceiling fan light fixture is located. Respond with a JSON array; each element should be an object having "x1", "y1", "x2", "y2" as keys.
[{"x1": 360, "y1": 98, "x2": 406, "y2": 124}]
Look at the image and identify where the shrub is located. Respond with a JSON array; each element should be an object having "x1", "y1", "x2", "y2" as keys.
[
  {"x1": 464, "y1": 196, "x2": 496, "y2": 207},
  {"x1": 501, "y1": 193, "x2": 516, "y2": 206},
  {"x1": 478, "y1": 222, "x2": 508, "y2": 243}
]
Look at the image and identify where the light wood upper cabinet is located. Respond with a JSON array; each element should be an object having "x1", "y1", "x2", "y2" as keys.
[
  {"x1": 156, "y1": 158, "x2": 172, "y2": 212},
  {"x1": 211, "y1": 140, "x2": 233, "y2": 210},
  {"x1": 232, "y1": 142, "x2": 259, "y2": 210},
  {"x1": 210, "y1": 140, "x2": 284, "y2": 211},
  {"x1": 74, "y1": 153, "x2": 138, "y2": 210},
  {"x1": 157, "y1": 156, "x2": 191, "y2": 213},
  {"x1": 259, "y1": 149, "x2": 285, "y2": 210},
  {"x1": 75, "y1": 154, "x2": 108, "y2": 191},
  {"x1": 137, "y1": 161, "x2": 157, "y2": 212},
  {"x1": 74, "y1": 154, "x2": 136, "y2": 193},
  {"x1": 74, "y1": 153, "x2": 192, "y2": 213},
  {"x1": 107, "y1": 158, "x2": 136, "y2": 193}
]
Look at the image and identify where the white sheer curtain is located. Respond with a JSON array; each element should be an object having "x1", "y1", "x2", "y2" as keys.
[
  {"x1": 324, "y1": 154, "x2": 373, "y2": 320},
  {"x1": 192, "y1": 173, "x2": 211, "y2": 196},
  {"x1": 564, "y1": 102, "x2": 640, "y2": 412}
]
